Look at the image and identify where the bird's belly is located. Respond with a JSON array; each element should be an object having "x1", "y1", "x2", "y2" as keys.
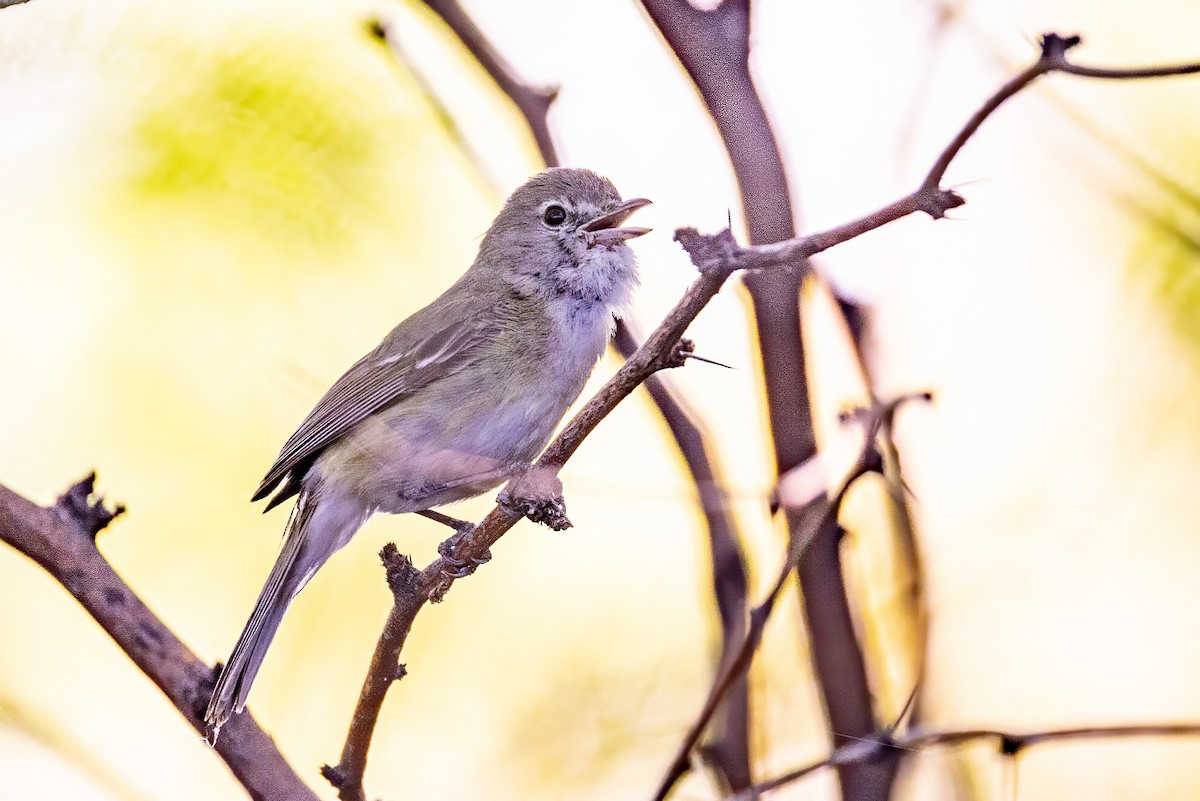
[{"x1": 317, "y1": 387, "x2": 573, "y2": 515}]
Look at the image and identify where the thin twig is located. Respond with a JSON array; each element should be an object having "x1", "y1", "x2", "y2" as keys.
[
  {"x1": 418, "y1": 0, "x2": 559, "y2": 166},
  {"x1": 682, "y1": 35, "x2": 1200, "y2": 279},
  {"x1": 740, "y1": 722, "x2": 1200, "y2": 799},
  {"x1": 0, "y1": 476, "x2": 320, "y2": 801}
]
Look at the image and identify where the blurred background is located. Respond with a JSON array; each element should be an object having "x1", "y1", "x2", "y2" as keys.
[{"x1": 2, "y1": 0, "x2": 1200, "y2": 799}]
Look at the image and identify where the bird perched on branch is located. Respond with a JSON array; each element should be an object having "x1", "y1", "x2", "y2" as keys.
[{"x1": 205, "y1": 168, "x2": 650, "y2": 738}]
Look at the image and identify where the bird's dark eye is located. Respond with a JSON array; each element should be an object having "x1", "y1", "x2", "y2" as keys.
[{"x1": 542, "y1": 204, "x2": 567, "y2": 226}]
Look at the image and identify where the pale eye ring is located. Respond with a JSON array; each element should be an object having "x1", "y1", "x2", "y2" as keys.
[{"x1": 542, "y1": 204, "x2": 567, "y2": 227}]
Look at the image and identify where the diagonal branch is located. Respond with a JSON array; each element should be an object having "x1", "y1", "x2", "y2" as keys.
[
  {"x1": 614, "y1": 324, "x2": 751, "y2": 790},
  {"x1": 417, "y1": 0, "x2": 559, "y2": 166},
  {"x1": 0, "y1": 475, "x2": 320, "y2": 801}
]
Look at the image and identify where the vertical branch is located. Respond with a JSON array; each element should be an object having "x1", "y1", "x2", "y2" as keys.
[{"x1": 638, "y1": 2, "x2": 895, "y2": 798}]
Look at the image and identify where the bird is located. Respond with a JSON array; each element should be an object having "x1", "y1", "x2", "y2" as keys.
[{"x1": 204, "y1": 167, "x2": 650, "y2": 738}]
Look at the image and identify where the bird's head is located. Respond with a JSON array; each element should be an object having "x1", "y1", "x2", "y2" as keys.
[{"x1": 477, "y1": 168, "x2": 650, "y2": 313}]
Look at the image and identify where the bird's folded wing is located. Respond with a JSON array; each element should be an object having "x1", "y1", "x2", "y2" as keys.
[{"x1": 253, "y1": 316, "x2": 497, "y2": 510}]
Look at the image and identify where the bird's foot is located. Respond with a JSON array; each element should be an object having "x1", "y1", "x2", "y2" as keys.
[
  {"x1": 498, "y1": 467, "x2": 572, "y2": 531},
  {"x1": 437, "y1": 525, "x2": 491, "y2": 579}
]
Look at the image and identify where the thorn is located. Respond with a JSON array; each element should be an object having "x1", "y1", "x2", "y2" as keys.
[{"x1": 685, "y1": 353, "x2": 735, "y2": 370}]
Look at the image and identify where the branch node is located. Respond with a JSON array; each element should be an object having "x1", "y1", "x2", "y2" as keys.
[
  {"x1": 379, "y1": 543, "x2": 419, "y2": 598},
  {"x1": 427, "y1": 571, "x2": 454, "y2": 604},
  {"x1": 921, "y1": 188, "x2": 967, "y2": 219},
  {"x1": 437, "y1": 531, "x2": 491, "y2": 578},
  {"x1": 674, "y1": 227, "x2": 742, "y2": 278},
  {"x1": 658, "y1": 337, "x2": 696, "y2": 371},
  {"x1": 55, "y1": 472, "x2": 125, "y2": 539},
  {"x1": 1039, "y1": 32, "x2": 1083, "y2": 64},
  {"x1": 364, "y1": 16, "x2": 388, "y2": 43},
  {"x1": 1000, "y1": 734, "x2": 1025, "y2": 757},
  {"x1": 320, "y1": 763, "x2": 346, "y2": 789},
  {"x1": 395, "y1": 663, "x2": 408, "y2": 681}
]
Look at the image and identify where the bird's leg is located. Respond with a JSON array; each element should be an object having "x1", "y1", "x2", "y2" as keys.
[
  {"x1": 419, "y1": 509, "x2": 491, "y2": 578},
  {"x1": 418, "y1": 508, "x2": 474, "y2": 533}
]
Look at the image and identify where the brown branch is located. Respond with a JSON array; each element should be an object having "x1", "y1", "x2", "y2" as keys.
[
  {"x1": 0, "y1": 475, "x2": 320, "y2": 801},
  {"x1": 324, "y1": 278, "x2": 726, "y2": 800},
  {"x1": 925, "y1": 33, "x2": 1200, "y2": 189},
  {"x1": 740, "y1": 722, "x2": 1200, "y2": 799},
  {"x1": 322, "y1": 547, "x2": 423, "y2": 801},
  {"x1": 638, "y1": 2, "x2": 891, "y2": 795},
  {"x1": 640, "y1": 0, "x2": 812, "y2": 475}
]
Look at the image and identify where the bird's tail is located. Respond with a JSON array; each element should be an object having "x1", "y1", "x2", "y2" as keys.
[{"x1": 205, "y1": 490, "x2": 365, "y2": 742}]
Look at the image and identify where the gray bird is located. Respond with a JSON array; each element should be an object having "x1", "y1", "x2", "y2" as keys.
[{"x1": 205, "y1": 168, "x2": 649, "y2": 737}]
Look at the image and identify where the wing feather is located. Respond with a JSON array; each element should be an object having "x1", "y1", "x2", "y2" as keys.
[{"x1": 253, "y1": 316, "x2": 494, "y2": 509}]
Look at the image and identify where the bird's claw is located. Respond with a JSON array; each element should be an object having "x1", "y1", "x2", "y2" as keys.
[{"x1": 437, "y1": 527, "x2": 490, "y2": 579}]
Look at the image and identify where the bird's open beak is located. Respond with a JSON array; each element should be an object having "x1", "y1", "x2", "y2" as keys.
[{"x1": 582, "y1": 197, "x2": 652, "y2": 246}]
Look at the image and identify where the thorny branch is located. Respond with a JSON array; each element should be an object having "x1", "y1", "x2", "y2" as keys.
[
  {"x1": 323, "y1": 209, "x2": 952, "y2": 800},
  {"x1": 0, "y1": 475, "x2": 319, "y2": 801},
  {"x1": 673, "y1": 34, "x2": 1200, "y2": 278}
]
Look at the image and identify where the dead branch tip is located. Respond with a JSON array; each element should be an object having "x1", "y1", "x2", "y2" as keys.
[
  {"x1": 55, "y1": 472, "x2": 125, "y2": 539},
  {"x1": 379, "y1": 543, "x2": 418, "y2": 597}
]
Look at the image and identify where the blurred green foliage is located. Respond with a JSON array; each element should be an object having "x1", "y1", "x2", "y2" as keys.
[{"x1": 126, "y1": 38, "x2": 388, "y2": 255}]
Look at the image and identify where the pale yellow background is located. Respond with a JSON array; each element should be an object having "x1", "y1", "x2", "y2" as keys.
[{"x1": 2, "y1": 1, "x2": 1199, "y2": 800}]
